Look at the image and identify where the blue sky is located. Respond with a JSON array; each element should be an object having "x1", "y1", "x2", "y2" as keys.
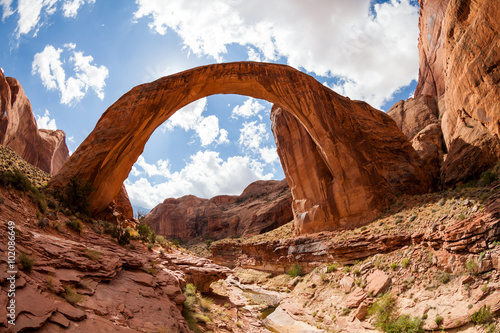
[{"x1": 0, "y1": 0, "x2": 420, "y2": 211}]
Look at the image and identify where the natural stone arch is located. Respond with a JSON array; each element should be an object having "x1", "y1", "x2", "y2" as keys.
[{"x1": 50, "y1": 62, "x2": 430, "y2": 234}]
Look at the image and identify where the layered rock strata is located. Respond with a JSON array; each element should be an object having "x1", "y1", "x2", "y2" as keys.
[
  {"x1": 146, "y1": 180, "x2": 293, "y2": 241},
  {"x1": 211, "y1": 189, "x2": 500, "y2": 274}
]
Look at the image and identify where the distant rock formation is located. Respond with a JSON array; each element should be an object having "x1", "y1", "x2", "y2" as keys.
[
  {"x1": 145, "y1": 180, "x2": 293, "y2": 241},
  {"x1": 388, "y1": 0, "x2": 500, "y2": 188},
  {"x1": 0, "y1": 70, "x2": 69, "y2": 175},
  {"x1": 50, "y1": 62, "x2": 429, "y2": 235}
]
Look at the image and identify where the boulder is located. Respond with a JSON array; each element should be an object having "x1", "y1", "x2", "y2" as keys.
[{"x1": 366, "y1": 270, "x2": 391, "y2": 296}]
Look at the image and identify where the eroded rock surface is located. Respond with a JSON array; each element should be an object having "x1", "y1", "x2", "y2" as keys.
[
  {"x1": 146, "y1": 179, "x2": 293, "y2": 241},
  {"x1": 0, "y1": 186, "x2": 231, "y2": 333},
  {"x1": 0, "y1": 71, "x2": 69, "y2": 175},
  {"x1": 391, "y1": 0, "x2": 500, "y2": 188}
]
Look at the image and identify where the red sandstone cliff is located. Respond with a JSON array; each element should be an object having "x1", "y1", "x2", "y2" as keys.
[
  {"x1": 0, "y1": 70, "x2": 69, "y2": 175},
  {"x1": 145, "y1": 179, "x2": 293, "y2": 241},
  {"x1": 388, "y1": 0, "x2": 500, "y2": 188}
]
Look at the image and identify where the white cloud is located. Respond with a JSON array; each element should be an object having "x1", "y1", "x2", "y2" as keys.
[
  {"x1": 36, "y1": 109, "x2": 57, "y2": 130},
  {"x1": 32, "y1": 44, "x2": 109, "y2": 105},
  {"x1": 162, "y1": 98, "x2": 229, "y2": 146},
  {"x1": 8, "y1": 0, "x2": 92, "y2": 38},
  {"x1": 62, "y1": 0, "x2": 95, "y2": 18},
  {"x1": 135, "y1": 155, "x2": 171, "y2": 178},
  {"x1": 134, "y1": 0, "x2": 419, "y2": 109},
  {"x1": 67, "y1": 135, "x2": 75, "y2": 142},
  {"x1": 0, "y1": 0, "x2": 14, "y2": 21},
  {"x1": 238, "y1": 121, "x2": 268, "y2": 151},
  {"x1": 259, "y1": 146, "x2": 279, "y2": 164},
  {"x1": 231, "y1": 97, "x2": 266, "y2": 119},
  {"x1": 125, "y1": 150, "x2": 273, "y2": 209},
  {"x1": 216, "y1": 128, "x2": 229, "y2": 145}
]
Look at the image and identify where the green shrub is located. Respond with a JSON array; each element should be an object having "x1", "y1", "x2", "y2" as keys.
[
  {"x1": 55, "y1": 177, "x2": 94, "y2": 216},
  {"x1": 288, "y1": 264, "x2": 303, "y2": 277},
  {"x1": 65, "y1": 287, "x2": 84, "y2": 305},
  {"x1": 469, "y1": 305, "x2": 493, "y2": 325},
  {"x1": 327, "y1": 263, "x2": 338, "y2": 273},
  {"x1": 137, "y1": 223, "x2": 152, "y2": 242},
  {"x1": 440, "y1": 272, "x2": 451, "y2": 284},
  {"x1": 435, "y1": 315, "x2": 443, "y2": 326},
  {"x1": 390, "y1": 262, "x2": 399, "y2": 270},
  {"x1": 369, "y1": 293, "x2": 424, "y2": 333},
  {"x1": 353, "y1": 268, "x2": 360, "y2": 275},
  {"x1": 385, "y1": 315, "x2": 424, "y2": 333},
  {"x1": 171, "y1": 239, "x2": 180, "y2": 247},
  {"x1": 480, "y1": 170, "x2": 497, "y2": 187},
  {"x1": 343, "y1": 266, "x2": 351, "y2": 273},
  {"x1": 149, "y1": 230, "x2": 156, "y2": 244},
  {"x1": 402, "y1": 258, "x2": 410, "y2": 268},
  {"x1": 0, "y1": 169, "x2": 47, "y2": 212},
  {"x1": 114, "y1": 225, "x2": 131, "y2": 246},
  {"x1": 66, "y1": 219, "x2": 83, "y2": 234},
  {"x1": 466, "y1": 258, "x2": 478, "y2": 274},
  {"x1": 19, "y1": 252, "x2": 35, "y2": 272}
]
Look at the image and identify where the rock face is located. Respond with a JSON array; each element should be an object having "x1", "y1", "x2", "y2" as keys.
[
  {"x1": 50, "y1": 62, "x2": 430, "y2": 235},
  {"x1": 0, "y1": 70, "x2": 69, "y2": 175},
  {"x1": 146, "y1": 179, "x2": 293, "y2": 241},
  {"x1": 210, "y1": 188, "x2": 500, "y2": 274},
  {"x1": 414, "y1": 0, "x2": 450, "y2": 97},
  {"x1": 389, "y1": 0, "x2": 500, "y2": 187}
]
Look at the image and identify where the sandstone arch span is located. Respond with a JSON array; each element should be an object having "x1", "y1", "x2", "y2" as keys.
[{"x1": 50, "y1": 62, "x2": 430, "y2": 235}]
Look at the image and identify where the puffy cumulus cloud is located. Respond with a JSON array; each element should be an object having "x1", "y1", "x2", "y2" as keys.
[
  {"x1": 36, "y1": 109, "x2": 57, "y2": 130},
  {"x1": 5, "y1": 0, "x2": 93, "y2": 38},
  {"x1": 32, "y1": 44, "x2": 109, "y2": 105},
  {"x1": 259, "y1": 146, "x2": 279, "y2": 164},
  {"x1": 162, "y1": 98, "x2": 229, "y2": 146},
  {"x1": 238, "y1": 121, "x2": 268, "y2": 151},
  {"x1": 134, "y1": 0, "x2": 419, "y2": 109},
  {"x1": 125, "y1": 151, "x2": 273, "y2": 209},
  {"x1": 231, "y1": 97, "x2": 266, "y2": 119}
]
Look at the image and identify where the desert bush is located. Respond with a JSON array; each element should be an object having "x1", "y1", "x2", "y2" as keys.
[
  {"x1": 137, "y1": 223, "x2": 152, "y2": 242},
  {"x1": 112, "y1": 224, "x2": 131, "y2": 246},
  {"x1": 480, "y1": 170, "x2": 497, "y2": 187},
  {"x1": 54, "y1": 177, "x2": 93, "y2": 216},
  {"x1": 327, "y1": 263, "x2": 338, "y2": 273},
  {"x1": 435, "y1": 315, "x2": 443, "y2": 326},
  {"x1": 65, "y1": 287, "x2": 84, "y2": 305},
  {"x1": 0, "y1": 169, "x2": 47, "y2": 212},
  {"x1": 19, "y1": 252, "x2": 35, "y2": 272},
  {"x1": 66, "y1": 219, "x2": 83, "y2": 234},
  {"x1": 369, "y1": 293, "x2": 424, "y2": 333},
  {"x1": 402, "y1": 258, "x2": 410, "y2": 268},
  {"x1": 466, "y1": 258, "x2": 479, "y2": 275},
  {"x1": 288, "y1": 264, "x2": 303, "y2": 277},
  {"x1": 469, "y1": 305, "x2": 493, "y2": 325}
]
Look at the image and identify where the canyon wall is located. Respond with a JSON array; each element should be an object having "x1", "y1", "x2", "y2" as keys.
[
  {"x1": 145, "y1": 180, "x2": 293, "y2": 241},
  {"x1": 0, "y1": 70, "x2": 69, "y2": 175},
  {"x1": 388, "y1": 0, "x2": 500, "y2": 188}
]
